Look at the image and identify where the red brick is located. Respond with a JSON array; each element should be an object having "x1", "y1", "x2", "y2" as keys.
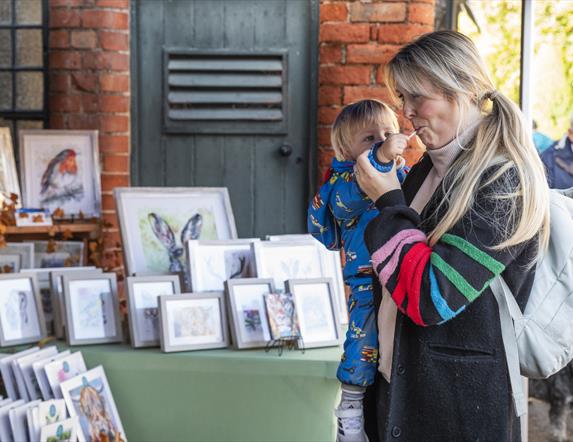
[
  {"x1": 67, "y1": 114, "x2": 100, "y2": 130},
  {"x1": 101, "y1": 195, "x2": 117, "y2": 212},
  {"x1": 50, "y1": 73, "x2": 70, "y2": 92},
  {"x1": 319, "y1": 86, "x2": 342, "y2": 106},
  {"x1": 49, "y1": 0, "x2": 82, "y2": 5},
  {"x1": 343, "y1": 86, "x2": 393, "y2": 105},
  {"x1": 100, "y1": 115, "x2": 129, "y2": 133},
  {"x1": 101, "y1": 175, "x2": 129, "y2": 192},
  {"x1": 318, "y1": 127, "x2": 331, "y2": 146},
  {"x1": 408, "y1": 3, "x2": 435, "y2": 25},
  {"x1": 103, "y1": 155, "x2": 129, "y2": 173},
  {"x1": 96, "y1": 0, "x2": 129, "y2": 7},
  {"x1": 320, "y1": 65, "x2": 371, "y2": 85},
  {"x1": 412, "y1": 0, "x2": 436, "y2": 4},
  {"x1": 102, "y1": 212, "x2": 119, "y2": 229},
  {"x1": 320, "y1": 3, "x2": 348, "y2": 22},
  {"x1": 50, "y1": 9, "x2": 80, "y2": 28},
  {"x1": 83, "y1": 52, "x2": 129, "y2": 71},
  {"x1": 99, "y1": 31, "x2": 129, "y2": 51},
  {"x1": 378, "y1": 24, "x2": 432, "y2": 44},
  {"x1": 349, "y1": 3, "x2": 406, "y2": 23},
  {"x1": 81, "y1": 94, "x2": 100, "y2": 113},
  {"x1": 320, "y1": 23, "x2": 369, "y2": 43},
  {"x1": 49, "y1": 30, "x2": 69, "y2": 49},
  {"x1": 99, "y1": 135, "x2": 129, "y2": 153},
  {"x1": 71, "y1": 30, "x2": 97, "y2": 49},
  {"x1": 318, "y1": 106, "x2": 341, "y2": 125},
  {"x1": 370, "y1": 25, "x2": 379, "y2": 41},
  {"x1": 346, "y1": 43, "x2": 400, "y2": 64},
  {"x1": 81, "y1": 10, "x2": 128, "y2": 29},
  {"x1": 49, "y1": 113, "x2": 65, "y2": 129},
  {"x1": 99, "y1": 74, "x2": 129, "y2": 92},
  {"x1": 99, "y1": 95, "x2": 129, "y2": 113},
  {"x1": 71, "y1": 73, "x2": 97, "y2": 92},
  {"x1": 49, "y1": 51, "x2": 82, "y2": 69},
  {"x1": 319, "y1": 44, "x2": 343, "y2": 65},
  {"x1": 50, "y1": 94, "x2": 81, "y2": 112}
]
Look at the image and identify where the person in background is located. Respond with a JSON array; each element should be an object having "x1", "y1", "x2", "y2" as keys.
[
  {"x1": 532, "y1": 120, "x2": 554, "y2": 154},
  {"x1": 541, "y1": 112, "x2": 573, "y2": 189}
]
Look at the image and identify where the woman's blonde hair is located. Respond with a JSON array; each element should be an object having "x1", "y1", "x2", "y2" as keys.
[
  {"x1": 331, "y1": 99, "x2": 399, "y2": 161},
  {"x1": 385, "y1": 30, "x2": 549, "y2": 251}
]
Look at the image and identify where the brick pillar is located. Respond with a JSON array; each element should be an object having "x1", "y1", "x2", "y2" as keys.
[
  {"x1": 48, "y1": 0, "x2": 129, "y2": 271},
  {"x1": 317, "y1": 0, "x2": 435, "y2": 185}
]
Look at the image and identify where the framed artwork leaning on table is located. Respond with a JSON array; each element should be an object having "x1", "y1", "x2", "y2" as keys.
[{"x1": 0, "y1": 127, "x2": 21, "y2": 204}]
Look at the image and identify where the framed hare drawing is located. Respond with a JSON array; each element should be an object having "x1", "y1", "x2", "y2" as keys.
[{"x1": 115, "y1": 187, "x2": 238, "y2": 279}]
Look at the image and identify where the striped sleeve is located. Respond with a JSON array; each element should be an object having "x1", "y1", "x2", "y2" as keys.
[{"x1": 364, "y1": 186, "x2": 526, "y2": 327}]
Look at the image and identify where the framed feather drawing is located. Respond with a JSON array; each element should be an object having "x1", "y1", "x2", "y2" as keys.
[{"x1": 19, "y1": 130, "x2": 101, "y2": 217}]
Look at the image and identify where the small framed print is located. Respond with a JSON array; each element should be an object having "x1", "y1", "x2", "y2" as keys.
[
  {"x1": 158, "y1": 292, "x2": 229, "y2": 353},
  {"x1": 43, "y1": 352, "x2": 87, "y2": 399},
  {"x1": 224, "y1": 278, "x2": 274, "y2": 349},
  {"x1": 32, "y1": 350, "x2": 72, "y2": 400},
  {"x1": 0, "y1": 346, "x2": 39, "y2": 400},
  {"x1": 286, "y1": 278, "x2": 342, "y2": 349},
  {"x1": 2, "y1": 242, "x2": 35, "y2": 269},
  {"x1": 0, "y1": 253, "x2": 21, "y2": 273},
  {"x1": 62, "y1": 273, "x2": 123, "y2": 345},
  {"x1": 0, "y1": 274, "x2": 47, "y2": 346},
  {"x1": 39, "y1": 417, "x2": 79, "y2": 442},
  {"x1": 187, "y1": 239, "x2": 259, "y2": 291},
  {"x1": 126, "y1": 275, "x2": 181, "y2": 348},
  {"x1": 264, "y1": 292, "x2": 300, "y2": 340},
  {"x1": 60, "y1": 366, "x2": 126, "y2": 442},
  {"x1": 34, "y1": 240, "x2": 85, "y2": 268}
]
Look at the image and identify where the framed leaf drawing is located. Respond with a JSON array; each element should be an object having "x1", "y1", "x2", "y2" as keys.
[
  {"x1": 114, "y1": 187, "x2": 237, "y2": 277},
  {"x1": 19, "y1": 130, "x2": 101, "y2": 217}
]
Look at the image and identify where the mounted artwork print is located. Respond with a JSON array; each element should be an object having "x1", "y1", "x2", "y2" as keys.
[
  {"x1": 0, "y1": 274, "x2": 47, "y2": 346},
  {"x1": 126, "y1": 275, "x2": 181, "y2": 348},
  {"x1": 34, "y1": 240, "x2": 85, "y2": 268},
  {"x1": 114, "y1": 187, "x2": 237, "y2": 277},
  {"x1": 0, "y1": 127, "x2": 21, "y2": 204},
  {"x1": 158, "y1": 292, "x2": 229, "y2": 352},
  {"x1": 264, "y1": 292, "x2": 300, "y2": 340},
  {"x1": 187, "y1": 239, "x2": 258, "y2": 291},
  {"x1": 19, "y1": 130, "x2": 101, "y2": 217},
  {"x1": 60, "y1": 365, "x2": 126, "y2": 442},
  {"x1": 44, "y1": 352, "x2": 87, "y2": 400}
]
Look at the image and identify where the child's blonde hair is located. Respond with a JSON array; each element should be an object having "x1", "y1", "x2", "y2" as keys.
[{"x1": 331, "y1": 99, "x2": 399, "y2": 161}]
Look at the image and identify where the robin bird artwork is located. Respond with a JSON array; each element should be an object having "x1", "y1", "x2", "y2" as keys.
[{"x1": 40, "y1": 149, "x2": 84, "y2": 206}]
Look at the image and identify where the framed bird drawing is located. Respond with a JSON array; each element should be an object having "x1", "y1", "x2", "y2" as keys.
[{"x1": 19, "y1": 130, "x2": 101, "y2": 217}]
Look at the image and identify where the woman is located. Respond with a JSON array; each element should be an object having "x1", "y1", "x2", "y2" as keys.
[{"x1": 354, "y1": 31, "x2": 549, "y2": 441}]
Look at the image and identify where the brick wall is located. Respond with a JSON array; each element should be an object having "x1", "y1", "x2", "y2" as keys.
[
  {"x1": 48, "y1": 0, "x2": 129, "y2": 271},
  {"x1": 318, "y1": 0, "x2": 435, "y2": 183}
]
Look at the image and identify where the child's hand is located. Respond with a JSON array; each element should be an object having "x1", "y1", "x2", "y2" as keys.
[{"x1": 376, "y1": 134, "x2": 408, "y2": 163}]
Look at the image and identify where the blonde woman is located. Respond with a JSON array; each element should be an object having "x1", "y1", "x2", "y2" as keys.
[{"x1": 354, "y1": 30, "x2": 549, "y2": 441}]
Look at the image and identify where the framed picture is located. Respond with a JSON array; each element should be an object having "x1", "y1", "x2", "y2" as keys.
[
  {"x1": 39, "y1": 417, "x2": 79, "y2": 442},
  {"x1": 266, "y1": 234, "x2": 348, "y2": 323},
  {"x1": 8, "y1": 399, "x2": 41, "y2": 442},
  {"x1": 60, "y1": 365, "x2": 126, "y2": 442},
  {"x1": 0, "y1": 399, "x2": 25, "y2": 442},
  {"x1": 224, "y1": 278, "x2": 274, "y2": 349},
  {"x1": 50, "y1": 267, "x2": 102, "y2": 339},
  {"x1": 34, "y1": 240, "x2": 85, "y2": 268},
  {"x1": 252, "y1": 241, "x2": 326, "y2": 292},
  {"x1": 0, "y1": 274, "x2": 47, "y2": 346},
  {"x1": 126, "y1": 275, "x2": 181, "y2": 348},
  {"x1": 187, "y1": 239, "x2": 259, "y2": 291},
  {"x1": 1, "y1": 242, "x2": 35, "y2": 269},
  {"x1": 19, "y1": 129, "x2": 101, "y2": 217},
  {"x1": 15, "y1": 345, "x2": 59, "y2": 401},
  {"x1": 158, "y1": 292, "x2": 229, "y2": 352},
  {"x1": 43, "y1": 352, "x2": 87, "y2": 399},
  {"x1": 62, "y1": 273, "x2": 123, "y2": 345},
  {"x1": 264, "y1": 292, "x2": 300, "y2": 340},
  {"x1": 0, "y1": 127, "x2": 21, "y2": 204},
  {"x1": 0, "y1": 253, "x2": 21, "y2": 273},
  {"x1": 114, "y1": 187, "x2": 237, "y2": 277},
  {"x1": 286, "y1": 278, "x2": 342, "y2": 349},
  {"x1": 0, "y1": 346, "x2": 39, "y2": 400},
  {"x1": 32, "y1": 350, "x2": 72, "y2": 400},
  {"x1": 15, "y1": 208, "x2": 53, "y2": 227}
]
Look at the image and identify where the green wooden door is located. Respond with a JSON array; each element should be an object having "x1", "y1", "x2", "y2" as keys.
[{"x1": 131, "y1": 0, "x2": 318, "y2": 238}]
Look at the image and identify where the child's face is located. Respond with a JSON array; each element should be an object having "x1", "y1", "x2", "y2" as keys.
[{"x1": 348, "y1": 123, "x2": 396, "y2": 160}]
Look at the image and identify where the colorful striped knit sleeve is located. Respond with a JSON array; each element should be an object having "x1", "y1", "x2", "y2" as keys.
[{"x1": 364, "y1": 187, "x2": 528, "y2": 327}]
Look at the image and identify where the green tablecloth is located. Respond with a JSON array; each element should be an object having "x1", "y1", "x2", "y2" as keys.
[{"x1": 73, "y1": 343, "x2": 342, "y2": 442}]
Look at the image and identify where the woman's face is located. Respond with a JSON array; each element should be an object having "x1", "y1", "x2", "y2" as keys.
[{"x1": 397, "y1": 80, "x2": 461, "y2": 150}]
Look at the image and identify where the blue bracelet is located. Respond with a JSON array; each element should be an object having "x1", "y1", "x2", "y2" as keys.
[{"x1": 368, "y1": 141, "x2": 393, "y2": 173}]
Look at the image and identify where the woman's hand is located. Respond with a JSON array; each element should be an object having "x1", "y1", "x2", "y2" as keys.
[{"x1": 355, "y1": 150, "x2": 401, "y2": 202}]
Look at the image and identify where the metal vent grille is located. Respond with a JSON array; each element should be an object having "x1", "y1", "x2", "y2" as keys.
[{"x1": 165, "y1": 51, "x2": 286, "y2": 125}]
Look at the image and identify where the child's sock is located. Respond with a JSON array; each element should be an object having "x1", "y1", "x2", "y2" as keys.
[{"x1": 335, "y1": 384, "x2": 368, "y2": 442}]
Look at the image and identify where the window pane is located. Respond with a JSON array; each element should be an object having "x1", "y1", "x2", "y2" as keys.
[
  {"x1": 16, "y1": 0, "x2": 42, "y2": 25},
  {"x1": 15, "y1": 72, "x2": 43, "y2": 110},
  {"x1": 16, "y1": 29, "x2": 42, "y2": 67},
  {"x1": 0, "y1": 73, "x2": 12, "y2": 109},
  {"x1": 0, "y1": 1, "x2": 12, "y2": 25},
  {"x1": 16, "y1": 119, "x2": 43, "y2": 130},
  {"x1": 0, "y1": 30, "x2": 12, "y2": 68},
  {"x1": 457, "y1": 1, "x2": 523, "y2": 105}
]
